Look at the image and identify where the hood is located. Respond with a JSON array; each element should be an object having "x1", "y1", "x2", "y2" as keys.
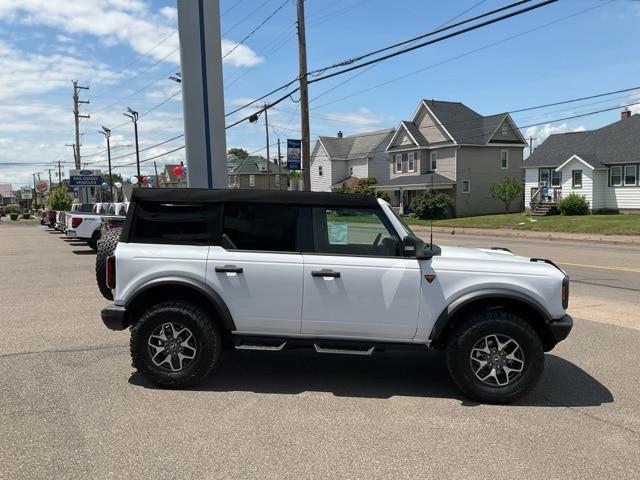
[{"x1": 438, "y1": 245, "x2": 531, "y2": 263}]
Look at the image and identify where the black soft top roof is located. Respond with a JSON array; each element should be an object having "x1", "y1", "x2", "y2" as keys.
[{"x1": 130, "y1": 188, "x2": 379, "y2": 208}]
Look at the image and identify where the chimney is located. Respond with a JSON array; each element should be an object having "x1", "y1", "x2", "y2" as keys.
[
  {"x1": 337, "y1": 130, "x2": 343, "y2": 138},
  {"x1": 621, "y1": 108, "x2": 631, "y2": 121}
]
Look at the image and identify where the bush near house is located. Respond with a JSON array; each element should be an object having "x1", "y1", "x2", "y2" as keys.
[
  {"x1": 410, "y1": 191, "x2": 453, "y2": 220},
  {"x1": 4, "y1": 204, "x2": 22, "y2": 215},
  {"x1": 488, "y1": 177, "x2": 524, "y2": 213},
  {"x1": 10, "y1": 213, "x2": 19, "y2": 221},
  {"x1": 333, "y1": 176, "x2": 390, "y2": 202},
  {"x1": 557, "y1": 193, "x2": 590, "y2": 216}
]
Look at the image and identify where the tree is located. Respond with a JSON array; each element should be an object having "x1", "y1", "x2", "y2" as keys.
[
  {"x1": 410, "y1": 191, "x2": 453, "y2": 220},
  {"x1": 228, "y1": 148, "x2": 249, "y2": 159},
  {"x1": 488, "y1": 177, "x2": 524, "y2": 212},
  {"x1": 47, "y1": 184, "x2": 73, "y2": 211},
  {"x1": 332, "y1": 176, "x2": 389, "y2": 200}
]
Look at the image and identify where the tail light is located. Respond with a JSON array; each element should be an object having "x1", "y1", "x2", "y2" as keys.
[
  {"x1": 106, "y1": 256, "x2": 116, "y2": 290},
  {"x1": 71, "y1": 217, "x2": 83, "y2": 228}
]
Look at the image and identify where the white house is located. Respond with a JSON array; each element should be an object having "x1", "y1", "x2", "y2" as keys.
[
  {"x1": 310, "y1": 129, "x2": 395, "y2": 192},
  {"x1": 524, "y1": 110, "x2": 640, "y2": 213}
]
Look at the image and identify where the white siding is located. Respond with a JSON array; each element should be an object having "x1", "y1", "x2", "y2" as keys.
[
  {"x1": 597, "y1": 168, "x2": 640, "y2": 210},
  {"x1": 524, "y1": 168, "x2": 539, "y2": 206},
  {"x1": 558, "y1": 159, "x2": 594, "y2": 207},
  {"x1": 368, "y1": 148, "x2": 391, "y2": 184},
  {"x1": 347, "y1": 157, "x2": 368, "y2": 178},
  {"x1": 310, "y1": 142, "x2": 332, "y2": 192}
]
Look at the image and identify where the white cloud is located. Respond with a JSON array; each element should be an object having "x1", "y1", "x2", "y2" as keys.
[
  {"x1": 159, "y1": 6, "x2": 177, "y2": 22},
  {"x1": 0, "y1": 0, "x2": 262, "y2": 67}
]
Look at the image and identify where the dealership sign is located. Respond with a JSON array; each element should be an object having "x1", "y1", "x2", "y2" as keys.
[
  {"x1": 287, "y1": 139, "x2": 301, "y2": 171},
  {"x1": 69, "y1": 169, "x2": 102, "y2": 187}
]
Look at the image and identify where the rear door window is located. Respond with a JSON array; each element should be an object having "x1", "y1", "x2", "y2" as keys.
[
  {"x1": 222, "y1": 202, "x2": 299, "y2": 252},
  {"x1": 129, "y1": 202, "x2": 220, "y2": 245}
]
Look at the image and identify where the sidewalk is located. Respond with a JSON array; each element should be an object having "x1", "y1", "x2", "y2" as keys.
[{"x1": 410, "y1": 225, "x2": 640, "y2": 245}]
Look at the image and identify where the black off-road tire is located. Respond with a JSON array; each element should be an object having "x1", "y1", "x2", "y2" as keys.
[
  {"x1": 130, "y1": 302, "x2": 222, "y2": 389},
  {"x1": 446, "y1": 310, "x2": 545, "y2": 404},
  {"x1": 95, "y1": 228, "x2": 120, "y2": 300}
]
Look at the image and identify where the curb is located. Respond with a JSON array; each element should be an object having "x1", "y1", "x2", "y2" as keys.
[{"x1": 409, "y1": 225, "x2": 640, "y2": 245}]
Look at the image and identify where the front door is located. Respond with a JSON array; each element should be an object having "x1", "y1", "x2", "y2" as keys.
[
  {"x1": 206, "y1": 202, "x2": 303, "y2": 334},
  {"x1": 301, "y1": 207, "x2": 420, "y2": 340}
]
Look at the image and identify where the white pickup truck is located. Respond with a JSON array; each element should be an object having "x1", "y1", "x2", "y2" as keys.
[{"x1": 66, "y1": 202, "x2": 129, "y2": 250}]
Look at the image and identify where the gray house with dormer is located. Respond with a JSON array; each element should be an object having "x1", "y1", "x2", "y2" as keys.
[{"x1": 376, "y1": 99, "x2": 527, "y2": 216}]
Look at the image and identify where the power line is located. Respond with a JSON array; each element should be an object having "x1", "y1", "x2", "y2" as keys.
[
  {"x1": 223, "y1": 0, "x2": 290, "y2": 60},
  {"x1": 223, "y1": 0, "x2": 275, "y2": 36},
  {"x1": 310, "y1": 0, "x2": 610, "y2": 111}
]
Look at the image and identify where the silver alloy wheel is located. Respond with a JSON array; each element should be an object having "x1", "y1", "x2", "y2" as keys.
[
  {"x1": 470, "y1": 334, "x2": 525, "y2": 387},
  {"x1": 147, "y1": 322, "x2": 198, "y2": 372}
]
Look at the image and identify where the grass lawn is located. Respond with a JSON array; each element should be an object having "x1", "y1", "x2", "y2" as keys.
[{"x1": 406, "y1": 213, "x2": 640, "y2": 235}]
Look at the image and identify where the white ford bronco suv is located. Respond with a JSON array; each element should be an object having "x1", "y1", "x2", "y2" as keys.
[{"x1": 101, "y1": 188, "x2": 572, "y2": 403}]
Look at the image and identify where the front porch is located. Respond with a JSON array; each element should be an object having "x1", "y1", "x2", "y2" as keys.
[
  {"x1": 376, "y1": 184, "x2": 454, "y2": 214},
  {"x1": 529, "y1": 186, "x2": 562, "y2": 216}
]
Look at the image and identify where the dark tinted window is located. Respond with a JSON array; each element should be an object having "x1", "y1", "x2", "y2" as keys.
[
  {"x1": 130, "y1": 202, "x2": 218, "y2": 245},
  {"x1": 222, "y1": 202, "x2": 298, "y2": 252}
]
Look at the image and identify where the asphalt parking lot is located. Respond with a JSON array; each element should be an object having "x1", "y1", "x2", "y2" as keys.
[{"x1": 1, "y1": 221, "x2": 639, "y2": 479}]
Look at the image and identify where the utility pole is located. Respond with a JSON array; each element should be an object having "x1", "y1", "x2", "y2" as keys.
[
  {"x1": 264, "y1": 103, "x2": 271, "y2": 191},
  {"x1": 99, "y1": 126, "x2": 114, "y2": 200},
  {"x1": 277, "y1": 138, "x2": 283, "y2": 191},
  {"x1": 32, "y1": 173, "x2": 38, "y2": 210},
  {"x1": 57, "y1": 160, "x2": 62, "y2": 185},
  {"x1": 72, "y1": 81, "x2": 90, "y2": 170},
  {"x1": 296, "y1": 0, "x2": 311, "y2": 192},
  {"x1": 48, "y1": 169, "x2": 52, "y2": 186},
  {"x1": 124, "y1": 107, "x2": 141, "y2": 181},
  {"x1": 153, "y1": 161, "x2": 160, "y2": 188}
]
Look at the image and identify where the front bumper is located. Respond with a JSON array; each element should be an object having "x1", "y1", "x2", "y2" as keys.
[
  {"x1": 101, "y1": 304, "x2": 127, "y2": 330},
  {"x1": 548, "y1": 314, "x2": 573, "y2": 344}
]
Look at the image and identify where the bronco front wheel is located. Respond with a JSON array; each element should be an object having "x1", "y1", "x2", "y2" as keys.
[{"x1": 445, "y1": 310, "x2": 545, "y2": 404}]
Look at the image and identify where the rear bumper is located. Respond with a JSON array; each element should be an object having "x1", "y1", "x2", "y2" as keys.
[
  {"x1": 548, "y1": 314, "x2": 573, "y2": 344},
  {"x1": 101, "y1": 304, "x2": 127, "y2": 330}
]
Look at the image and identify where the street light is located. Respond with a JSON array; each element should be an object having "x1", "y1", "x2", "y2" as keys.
[
  {"x1": 169, "y1": 72, "x2": 182, "y2": 83},
  {"x1": 123, "y1": 107, "x2": 141, "y2": 182},
  {"x1": 99, "y1": 126, "x2": 114, "y2": 201}
]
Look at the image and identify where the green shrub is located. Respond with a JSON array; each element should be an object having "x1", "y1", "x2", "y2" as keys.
[
  {"x1": 410, "y1": 191, "x2": 453, "y2": 220},
  {"x1": 10, "y1": 213, "x2": 19, "y2": 221},
  {"x1": 4, "y1": 204, "x2": 21, "y2": 215},
  {"x1": 557, "y1": 193, "x2": 590, "y2": 216},
  {"x1": 22, "y1": 213, "x2": 31, "y2": 219},
  {"x1": 47, "y1": 185, "x2": 73, "y2": 211},
  {"x1": 489, "y1": 177, "x2": 524, "y2": 212}
]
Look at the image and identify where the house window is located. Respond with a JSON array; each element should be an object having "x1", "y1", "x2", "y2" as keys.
[
  {"x1": 572, "y1": 170, "x2": 582, "y2": 189},
  {"x1": 249, "y1": 174, "x2": 256, "y2": 187},
  {"x1": 430, "y1": 151, "x2": 437, "y2": 171},
  {"x1": 539, "y1": 169, "x2": 550, "y2": 186},
  {"x1": 318, "y1": 166, "x2": 323, "y2": 177},
  {"x1": 462, "y1": 180, "x2": 470, "y2": 193},
  {"x1": 624, "y1": 165, "x2": 637, "y2": 186},
  {"x1": 551, "y1": 170, "x2": 562, "y2": 187},
  {"x1": 349, "y1": 166, "x2": 354, "y2": 177},
  {"x1": 500, "y1": 150, "x2": 509, "y2": 169},
  {"x1": 408, "y1": 153, "x2": 415, "y2": 172},
  {"x1": 610, "y1": 166, "x2": 622, "y2": 186},
  {"x1": 395, "y1": 154, "x2": 402, "y2": 173}
]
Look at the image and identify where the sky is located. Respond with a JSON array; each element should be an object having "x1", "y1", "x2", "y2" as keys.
[{"x1": 1, "y1": 0, "x2": 640, "y2": 188}]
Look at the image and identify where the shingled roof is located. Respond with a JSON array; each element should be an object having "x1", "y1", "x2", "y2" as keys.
[
  {"x1": 423, "y1": 100, "x2": 521, "y2": 145},
  {"x1": 318, "y1": 128, "x2": 395, "y2": 160},
  {"x1": 524, "y1": 114, "x2": 640, "y2": 168},
  {"x1": 228, "y1": 156, "x2": 289, "y2": 174}
]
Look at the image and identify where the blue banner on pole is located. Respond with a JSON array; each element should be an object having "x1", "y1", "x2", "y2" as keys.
[{"x1": 287, "y1": 139, "x2": 301, "y2": 170}]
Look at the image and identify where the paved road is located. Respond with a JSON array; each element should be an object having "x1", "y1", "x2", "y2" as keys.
[{"x1": 1, "y1": 222, "x2": 639, "y2": 480}]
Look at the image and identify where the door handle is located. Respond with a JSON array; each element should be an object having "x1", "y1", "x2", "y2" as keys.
[
  {"x1": 215, "y1": 265, "x2": 243, "y2": 274},
  {"x1": 311, "y1": 269, "x2": 341, "y2": 278}
]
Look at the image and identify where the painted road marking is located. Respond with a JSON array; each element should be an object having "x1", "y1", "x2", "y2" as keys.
[{"x1": 560, "y1": 262, "x2": 640, "y2": 273}]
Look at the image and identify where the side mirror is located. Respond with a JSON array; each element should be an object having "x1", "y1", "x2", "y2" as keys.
[{"x1": 403, "y1": 236, "x2": 440, "y2": 260}]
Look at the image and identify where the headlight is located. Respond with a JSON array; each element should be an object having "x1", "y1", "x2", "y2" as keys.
[{"x1": 562, "y1": 276, "x2": 570, "y2": 309}]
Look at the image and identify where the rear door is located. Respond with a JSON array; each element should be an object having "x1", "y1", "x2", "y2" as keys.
[
  {"x1": 206, "y1": 202, "x2": 304, "y2": 335},
  {"x1": 301, "y1": 207, "x2": 420, "y2": 340}
]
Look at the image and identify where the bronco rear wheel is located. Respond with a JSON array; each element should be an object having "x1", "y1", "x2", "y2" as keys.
[
  {"x1": 446, "y1": 310, "x2": 544, "y2": 404},
  {"x1": 130, "y1": 302, "x2": 222, "y2": 389}
]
